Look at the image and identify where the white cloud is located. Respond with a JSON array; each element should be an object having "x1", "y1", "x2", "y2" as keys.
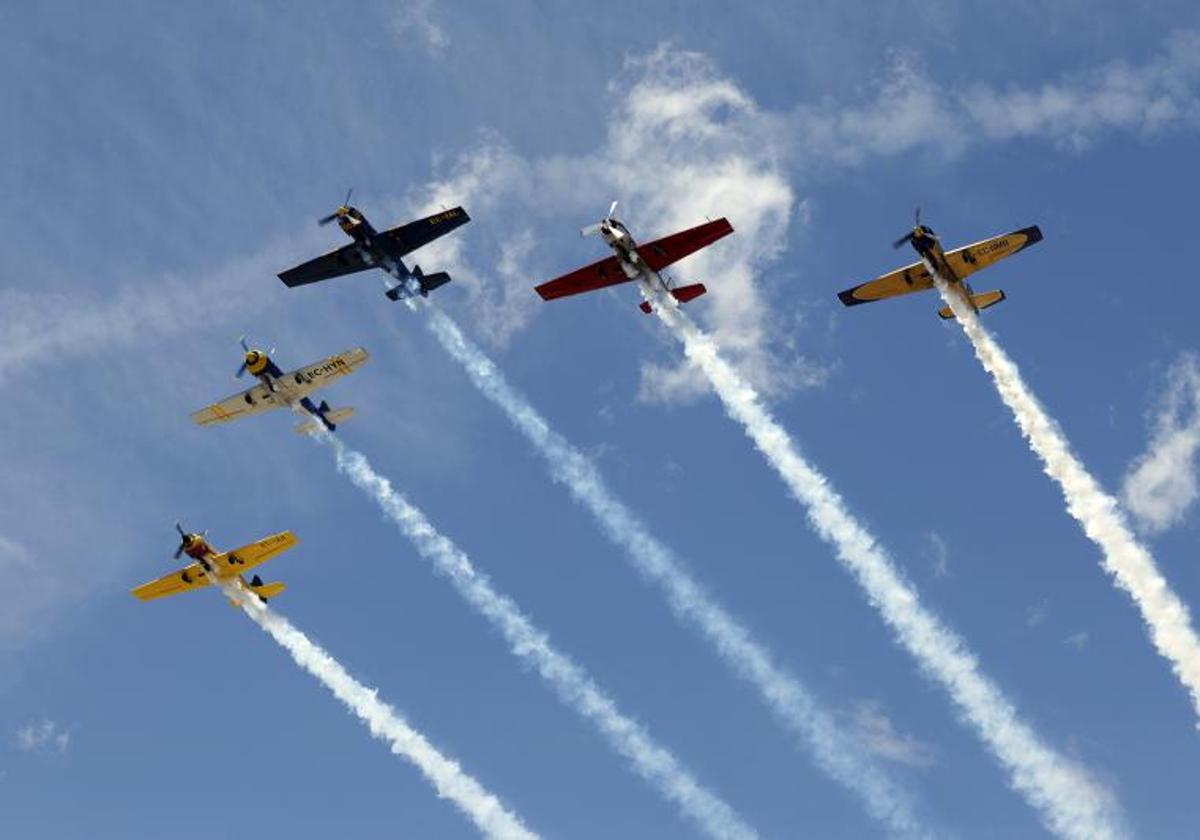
[
  {"x1": 849, "y1": 700, "x2": 936, "y2": 769},
  {"x1": 411, "y1": 46, "x2": 822, "y2": 404},
  {"x1": 793, "y1": 53, "x2": 967, "y2": 166},
  {"x1": 923, "y1": 531, "x2": 949, "y2": 579},
  {"x1": 961, "y1": 30, "x2": 1200, "y2": 149},
  {"x1": 0, "y1": 535, "x2": 64, "y2": 646},
  {"x1": 15, "y1": 720, "x2": 71, "y2": 754},
  {"x1": 1063, "y1": 631, "x2": 1090, "y2": 652},
  {"x1": 1122, "y1": 353, "x2": 1200, "y2": 533},
  {"x1": 1026, "y1": 600, "x2": 1050, "y2": 630},
  {"x1": 0, "y1": 237, "x2": 293, "y2": 386},
  {"x1": 0, "y1": 535, "x2": 33, "y2": 573},
  {"x1": 793, "y1": 30, "x2": 1200, "y2": 164},
  {"x1": 393, "y1": 0, "x2": 449, "y2": 53},
  {"x1": 7, "y1": 36, "x2": 1200, "y2": 408},
  {"x1": 409, "y1": 35, "x2": 1200, "y2": 406}
]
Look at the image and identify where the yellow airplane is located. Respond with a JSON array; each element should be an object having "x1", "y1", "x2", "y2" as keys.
[
  {"x1": 131, "y1": 523, "x2": 296, "y2": 605},
  {"x1": 838, "y1": 209, "x2": 1043, "y2": 319}
]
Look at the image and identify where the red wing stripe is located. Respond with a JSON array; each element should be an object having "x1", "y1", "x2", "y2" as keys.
[
  {"x1": 535, "y1": 255, "x2": 630, "y2": 301},
  {"x1": 638, "y1": 218, "x2": 734, "y2": 273}
]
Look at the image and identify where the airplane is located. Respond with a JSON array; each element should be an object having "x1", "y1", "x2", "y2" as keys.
[
  {"x1": 535, "y1": 200, "x2": 734, "y2": 314},
  {"x1": 131, "y1": 523, "x2": 296, "y2": 604},
  {"x1": 837, "y1": 209, "x2": 1043, "y2": 319},
  {"x1": 190, "y1": 338, "x2": 369, "y2": 435},
  {"x1": 278, "y1": 190, "x2": 470, "y2": 302}
]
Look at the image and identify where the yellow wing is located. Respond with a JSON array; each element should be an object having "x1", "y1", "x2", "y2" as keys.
[
  {"x1": 942, "y1": 226, "x2": 1043, "y2": 280},
  {"x1": 838, "y1": 261, "x2": 933, "y2": 307},
  {"x1": 209, "y1": 531, "x2": 298, "y2": 575},
  {"x1": 130, "y1": 532, "x2": 297, "y2": 603},
  {"x1": 131, "y1": 562, "x2": 211, "y2": 602},
  {"x1": 191, "y1": 382, "x2": 279, "y2": 426}
]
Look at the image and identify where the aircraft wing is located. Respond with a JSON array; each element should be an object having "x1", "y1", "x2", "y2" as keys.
[
  {"x1": 131, "y1": 532, "x2": 296, "y2": 603},
  {"x1": 279, "y1": 347, "x2": 370, "y2": 399},
  {"x1": 535, "y1": 255, "x2": 631, "y2": 301},
  {"x1": 209, "y1": 531, "x2": 298, "y2": 575},
  {"x1": 278, "y1": 242, "x2": 372, "y2": 288},
  {"x1": 131, "y1": 562, "x2": 211, "y2": 601},
  {"x1": 191, "y1": 382, "x2": 281, "y2": 426},
  {"x1": 837, "y1": 261, "x2": 934, "y2": 307},
  {"x1": 638, "y1": 218, "x2": 734, "y2": 273},
  {"x1": 380, "y1": 207, "x2": 471, "y2": 259},
  {"x1": 943, "y1": 226, "x2": 1043, "y2": 280}
]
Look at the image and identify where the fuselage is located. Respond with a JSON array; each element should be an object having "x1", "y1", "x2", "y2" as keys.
[
  {"x1": 598, "y1": 218, "x2": 670, "y2": 301},
  {"x1": 336, "y1": 206, "x2": 414, "y2": 291},
  {"x1": 181, "y1": 534, "x2": 216, "y2": 571},
  {"x1": 242, "y1": 350, "x2": 333, "y2": 429},
  {"x1": 908, "y1": 227, "x2": 978, "y2": 312}
]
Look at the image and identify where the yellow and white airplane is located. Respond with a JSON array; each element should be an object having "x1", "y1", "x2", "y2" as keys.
[
  {"x1": 131, "y1": 523, "x2": 296, "y2": 604},
  {"x1": 191, "y1": 339, "x2": 369, "y2": 434},
  {"x1": 838, "y1": 209, "x2": 1043, "y2": 319}
]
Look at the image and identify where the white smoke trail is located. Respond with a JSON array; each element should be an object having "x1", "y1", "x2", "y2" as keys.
[
  {"x1": 649, "y1": 299, "x2": 1126, "y2": 840},
  {"x1": 933, "y1": 274, "x2": 1200, "y2": 724},
  {"x1": 420, "y1": 304, "x2": 934, "y2": 839},
  {"x1": 317, "y1": 434, "x2": 758, "y2": 840},
  {"x1": 208, "y1": 577, "x2": 537, "y2": 840}
]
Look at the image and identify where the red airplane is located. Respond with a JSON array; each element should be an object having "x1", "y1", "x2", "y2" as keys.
[{"x1": 535, "y1": 201, "x2": 733, "y2": 313}]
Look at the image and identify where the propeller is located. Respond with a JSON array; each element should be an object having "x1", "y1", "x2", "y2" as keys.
[
  {"x1": 173, "y1": 522, "x2": 189, "y2": 560},
  {"x1": 173, "y1": 522, "x2": 209, "y2": 560},
  {"x1": 235, "y1": 335, "x2": 251, "y2": 378},
  {"x1": 318, "y1": 188, "x2": 354, "y2": 225},
  {"x1": 580, "y1": 199, "x2": 619, "y2": 237},
  {"x1": 892, "y1": 206, "x2": 924, "y2": 249},
  {"x1": 235, "y1": 336, "x2": 274, "y2": 379}
]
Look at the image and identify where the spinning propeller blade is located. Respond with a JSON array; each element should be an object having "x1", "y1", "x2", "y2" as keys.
[
  {"x1": 235, "y1": 336, "x2": 249, "y2": 378},
  {"x1": 318, "y1": 189, "x2": 354, "y2": 225},
  {"x1": 581, "y1": 199, "x2": 619, "y2": 237},
  {"x1": 173, "y1": 522, "x2": 187, "y2": 559},
  {"x1": 893, "y1": 206, "x2": 924, "y2": 249}
]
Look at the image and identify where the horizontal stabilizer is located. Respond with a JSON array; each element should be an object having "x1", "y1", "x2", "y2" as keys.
[
  {"x1": 670, "y1": 283, "x2": 707, "y2": 304},
  {"x1": 251, "y1": 581, "x2": 286, "y2": 600},
  {"x1": 227, "y1": 580, "x2": 286, "y2": 606},
  {"x1": 419, "y1": 271, "x2": 452, "y2": 295},
  {"x1": 294, "y1": 407, "x2": 355, "y2": 435},
  {"x1": 938, "y1": 289, "x2": 1006, "y2": 320}
]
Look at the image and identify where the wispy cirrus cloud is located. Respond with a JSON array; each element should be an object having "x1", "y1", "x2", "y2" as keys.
[
  {"x1": 923, "y1": 531, "x2": 950, "y2": 580},
  {"x1": 409, "y1": 46, "x2": 821, "y2": 405},
  {"x1": 1122, "y1": 353, "x2": 1200, "y2": 534},
  {"x1": 850, "y1": 701, "x2": 937, "y2": 769},
  {"x1": 1063, "y1": 631, "x2": 1091, "y2": 652},
  {"x1": 393, "y1": 0, "x2": 450, "y2": 53},
  {"x1": 412, "y1": 33, "x2": 1200, "y2": 406},
  {"x1": 15, "y1": 720, "x2": 71, "y2": 754},
  {"x1": 8, "y1": 36, "x2": 1200, "y2": 408},
  {"x1": 795, "y1": 30, "x2": 1200, "y2": 164}
]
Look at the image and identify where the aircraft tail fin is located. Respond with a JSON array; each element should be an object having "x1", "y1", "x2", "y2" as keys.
[
  {"x1": 938, "y1": 289, "x2": 1006, "y2": 320},
  {"x1": 670, "y1": 283, "x2": 707, "y2": 304}
]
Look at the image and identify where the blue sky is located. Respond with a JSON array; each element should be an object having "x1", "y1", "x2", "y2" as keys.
[{"x1": 4, "y1": 2, "x2": 1200, "y2": 837}]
